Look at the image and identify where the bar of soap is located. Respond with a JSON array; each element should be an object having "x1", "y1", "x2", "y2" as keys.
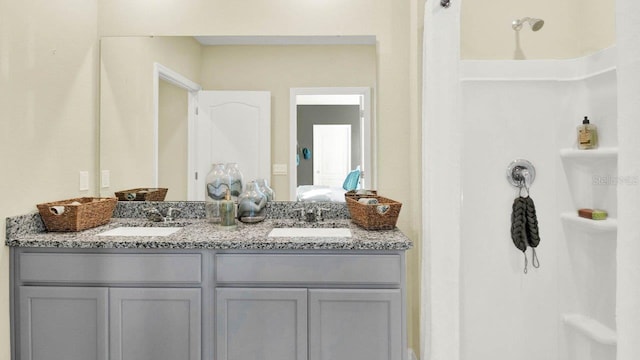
[{"x1": 578, "y1": 208, "x2": 608, "y2": 220}]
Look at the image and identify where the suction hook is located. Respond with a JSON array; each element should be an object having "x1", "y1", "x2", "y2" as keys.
[
  {"x1": 440, "y1": 0, "x2": 451, "y2": 8},
  {"x1": 506, "y1": 159, "x2": 536, "y2": 189}
]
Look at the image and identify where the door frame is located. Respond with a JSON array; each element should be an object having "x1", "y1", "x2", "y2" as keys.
[
  {"x1": 152, "y1": 63, "x2": 202, "y2": 198},
  {"x1": 289, "y1": 87, "x2": 374, "y2": 200}
]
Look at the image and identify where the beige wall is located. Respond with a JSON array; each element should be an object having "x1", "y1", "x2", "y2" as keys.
[
  {"x1": 461, "y1": 0, "x2": 615, "y2": 59},
  {"x1": 0, "y1": 0, "x2": 99, "y2": 359},
  {"x1": 578, "y1": 0, "x2": 617, "y2": 56},
  {"x1": 100, "y1": 36, "x2": 202, "y2": 197},
  {"x1": 159, "y1": 80, "x2": 189, "y2": 201},
  {"x1": 199, "y1": 45, "x2": 377, "y2": 199}
]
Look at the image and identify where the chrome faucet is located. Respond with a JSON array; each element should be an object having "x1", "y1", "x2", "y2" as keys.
[
  {"x1": 315, "y1": 207, "x2": 331, "y2": 222},
  {"x1": 292, "y1": 207, "x2": 306, "y2": 221},
  {"x1": 145, "y1": 207, "x2": 181, "y2": 222},
  {"x1": 145, "y1": 208, "x2": 164, "y2": 222},
  {"x1": 164, "y1": 207, "x2": 181, "y2": 221},
  {"x1": 291, "y1": 206, "x2": 331, "y2": 222},
  {"x1": 304, "y1": 208, "x2": 316, "y2": 223}
]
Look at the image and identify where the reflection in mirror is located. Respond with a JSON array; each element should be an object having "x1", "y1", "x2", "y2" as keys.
[
  {"x1": 99, "y1": 36, "x2": 377, "y2": 201},
  {"x1": 158, "y1": 79, "x2": 189, "y2": 200},
  {"x1": 291, "y1": 89, "x2": 374, "y2": 202}
]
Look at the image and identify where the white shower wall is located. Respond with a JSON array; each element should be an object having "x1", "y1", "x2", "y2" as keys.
[{"x1": 459, "y1": 47, "x2": 617, "y2": 360}]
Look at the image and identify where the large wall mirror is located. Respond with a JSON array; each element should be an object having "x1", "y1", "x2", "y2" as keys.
[{"x1": 99, "y1": 36, "x2": 377, "y2": 201}]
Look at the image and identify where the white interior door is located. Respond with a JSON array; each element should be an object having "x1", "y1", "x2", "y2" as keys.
[
  {"x1": 313, "y1": 124, "x2": 351, "y2": 187},
  {"x1": 192, "y1": 91, "x2": 271, "y2": 200}
]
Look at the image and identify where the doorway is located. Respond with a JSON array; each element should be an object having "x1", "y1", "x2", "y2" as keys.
[
  {"x1": 158, "y1": 79, "x2": 189, "y2": 201},
  {"x1": 289, "y1": 87, "x2": 374, "y2": 200},
  {"x1": 153, "y1": 63, "x2": 201, "y2": 199}
]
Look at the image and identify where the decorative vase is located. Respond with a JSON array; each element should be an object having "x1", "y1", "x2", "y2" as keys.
[
  {"x1": 255, "y1": 178, "x2": 275, "y2": 201},
  {"x1": 225, "y1": 163, "x2": 244, "y2": 201},
  {"x1": 237, "y1": 181, "x2": 268, "y2": 223},
  {"x1": 205, "y1": 163, "x2": 228, "y2": 223}
]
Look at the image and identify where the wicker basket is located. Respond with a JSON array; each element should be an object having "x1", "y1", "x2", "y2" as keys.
[
  {"x1": 345, "y1": 190, "x2": 377, "y2": 199},
  {"x1": 37, "y1": 197, "x2": 117, "y2": 232},
  {"x1": 115, "y1": 188, "x2": 168, "y2": 201},
  {"x1": 345, "y1": 192, "x2": 402, "y2": 230}
]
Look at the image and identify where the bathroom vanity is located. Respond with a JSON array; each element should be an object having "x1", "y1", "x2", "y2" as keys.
[{"x1": 6, "y1": 202, "x2": 412, "y2": 360}]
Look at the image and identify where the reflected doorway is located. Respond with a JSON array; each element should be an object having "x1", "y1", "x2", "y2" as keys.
[
  {"x1": 158, "y1": 79, "x2": 189, "y2": 201},
  {"x1": 312, "y1": 124, "x2": 352, "y2": 187},
  {"x1": 289, "y1": 87, "x2": 374, "y2": 200}
]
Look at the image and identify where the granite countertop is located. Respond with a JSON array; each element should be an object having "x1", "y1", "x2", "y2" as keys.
[
  {"x1": 6, "y1": 219, "x2": 411, "y2": 250},
  {"x1": 5, "y1": 202, "x2": 412, "y2": 251}
]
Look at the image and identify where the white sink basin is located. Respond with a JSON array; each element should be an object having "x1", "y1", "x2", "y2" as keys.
[
  {"x1": 268, "y1": 228, "x2": 351, "y2": 238},
  {"x1": 97, "y1": 227, "x2": 182, "y2": 237}
]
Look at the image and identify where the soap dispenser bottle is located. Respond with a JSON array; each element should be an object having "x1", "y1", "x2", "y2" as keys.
[
  {"x1": 219, "y1": 189, "x2": 237, "y2": 230},
  {"x1": 577, "y1": 116, "x2": 598, "y2": 149}
]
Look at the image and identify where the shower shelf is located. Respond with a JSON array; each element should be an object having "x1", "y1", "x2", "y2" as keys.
[
  {"x1": 560, "y1": 212, "x2": 617, "y2": 233},
  {"x1": 562, "y1": 313, "x2": 617, "y2": 345},
  {"x1": 559, "y1": 147, "x2": 618, "y2": 162}
]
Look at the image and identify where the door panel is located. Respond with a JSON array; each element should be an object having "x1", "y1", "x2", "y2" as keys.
[
  {"x1": 19, "y1": 286, "x2": 108, "y2": 360},
  {"x1": 216, "y1": 288, "x2": 307, "y2": 360},
  {"x1": 194, "y1": 91, "x2": 271, "y2": 200},
  {"x1": 109, "y1": 288, "x2": 201, "y2": 360},
  {"x1": 309, "y1": 289, "x2": 402, "y2": 360},
  {"x1": 312, "y1": 124, "x2": 351, "y2": 187}
]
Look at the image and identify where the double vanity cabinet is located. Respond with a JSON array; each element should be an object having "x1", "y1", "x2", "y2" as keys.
[{"x1": 7, "y1": 212, "x2": 411, "y2": 360}]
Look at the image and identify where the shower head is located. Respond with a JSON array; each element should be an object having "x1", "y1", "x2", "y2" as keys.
[{"x1": 512, "y1": 17, "x2": 545, "y2": 32}]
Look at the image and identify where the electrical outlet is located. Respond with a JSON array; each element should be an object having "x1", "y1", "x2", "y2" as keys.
[
  {"x1": 272, "y1": 163, "x2": 288, "y2": 175},
  {"x1": 79, "y1": 171, "x2": 89, "y2": 191},
  {"x1": 101, "y1": 170, "x2": 110, "y2": 188}
]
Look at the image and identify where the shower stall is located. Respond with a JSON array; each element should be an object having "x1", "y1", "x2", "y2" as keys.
[
  {"x1": 420, "y1": 1, "x2": 631, "y2": 360},
  {"x1": 458, "y1": 48, "x2": 617, "y2": 360}
]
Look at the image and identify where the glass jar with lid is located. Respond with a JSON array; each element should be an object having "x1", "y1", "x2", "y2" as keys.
[
  {"x1": 225, "y1": 163, "x2": 244, "y2": 201},
  {"x1": 237, "y1": 181, "x2": 268, "y2": 223},
  {"x1": 255, "y1": 178, "x2": 275, "y2": 201},
  {"x1": 205, "y1": 163, "x2": 228, "y2": 223}
]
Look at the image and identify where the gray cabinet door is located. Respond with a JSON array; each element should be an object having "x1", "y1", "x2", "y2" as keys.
[
  {"x1": 216, "y1": 288, "x2": 308, "y2": 360},
  {"x1": 18, "y1": 286, "x2": 108, "y2": 360},
  {"x1": 109, "y1": 288, "x2": 201, "y2": 360},
  {"x1": 309, "y1": 289, "x2": 402, "y2": 360}
]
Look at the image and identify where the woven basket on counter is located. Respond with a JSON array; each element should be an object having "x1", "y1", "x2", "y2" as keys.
[
  {"x1": 36, "y1": 197, "x2": 117, "y2": 232},
  {"x1": 345, "y1": 191, "x2": 402, "y2": 230},
  {"x1": 114, "y1": 188, "x2": 168, "y2": 201}
]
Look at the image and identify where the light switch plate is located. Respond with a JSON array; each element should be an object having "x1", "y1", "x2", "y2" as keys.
[
  {"x1": 79, "y1": 171, "x2": 89, "y2": 191},
  {"x1": 101, "y1": 170, "x2": 110, "y2": 188},
  {"x1": 272, "y1": 163, "x2": 288, "y2": 175}
]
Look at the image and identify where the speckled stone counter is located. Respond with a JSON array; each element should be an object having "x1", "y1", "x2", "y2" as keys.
[{"x1": 6, "y1": 201, "x2": 412, "y2": 250}]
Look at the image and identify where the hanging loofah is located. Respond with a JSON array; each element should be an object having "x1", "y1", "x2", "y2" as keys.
[
  {"x1": 510, "y1": 195, "x2": 541, "y2": 273},
  {"x1": 524, "y1": 196, "x2": 540, "y2": 269},
  {"x1": 511, "y1": 197, "x2": 529, "y2": 272},
  {"x1": 511, "y1": 197, "x2": 528, "y2": 253}
]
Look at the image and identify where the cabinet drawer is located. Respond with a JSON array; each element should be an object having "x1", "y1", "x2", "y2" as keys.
[
  {"x1": 216, "y1": 254, "x2": 401, "y2": 285},
  {"x1": 19, "y1": 253, "x2": 202, "y2": 284}
]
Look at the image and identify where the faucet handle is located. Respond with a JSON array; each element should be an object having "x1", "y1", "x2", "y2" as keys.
[
  {"x1": 164, "y1": 207, "x2": 181, "y2": 220},
  {"x1": 291, "y1": 207, "x2": 306, "y2": 220},
  {"x1": 144, "y1": 208, "x2": 163, "y2": 222},
  {"x1": 315, "y1": 207, "x2": 332, "y2": 222}
]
